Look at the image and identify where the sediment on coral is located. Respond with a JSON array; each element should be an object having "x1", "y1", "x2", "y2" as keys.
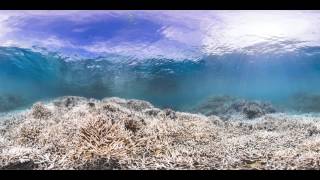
[
  {"x1": 1, "y1": 96, "x2": 320, "y2": 170},
  {"x1": 192, "y1": 95, "x2": 277, "y2": 119}
]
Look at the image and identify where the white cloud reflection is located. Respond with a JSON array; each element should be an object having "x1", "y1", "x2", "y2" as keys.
[{"x1": 0, "y1": 10, "x2": 320, "y2": 59}]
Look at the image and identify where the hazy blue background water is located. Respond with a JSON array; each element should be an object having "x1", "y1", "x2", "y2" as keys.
[{"x1": 1, "y1": 46, "x2": 320, "y2": 112}]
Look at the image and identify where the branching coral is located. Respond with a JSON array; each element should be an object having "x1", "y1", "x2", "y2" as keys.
[{"x1": 0, "y1": 96, "x2": 320, "y2": 170}]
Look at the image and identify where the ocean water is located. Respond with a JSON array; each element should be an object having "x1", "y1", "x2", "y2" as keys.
[
  {"x1": 1, "y1": 11, "x2": 320, "y2": 115},
  {"x1": 1, "y1": 46, "x2": 320, "y2": 113}
]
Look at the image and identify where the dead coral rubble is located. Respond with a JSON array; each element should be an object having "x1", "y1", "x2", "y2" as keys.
[{"x1": 1, "y1": 96, "x2": 320, "y2": 170}]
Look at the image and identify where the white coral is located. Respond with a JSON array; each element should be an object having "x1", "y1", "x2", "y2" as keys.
[{"x1": 1, "y1": 96, "x2": 320, "y2": 170}]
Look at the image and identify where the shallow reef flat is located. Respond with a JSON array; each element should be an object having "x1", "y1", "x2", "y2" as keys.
[{"x1": 1, "y1": 96, "x2": 320, "y2": 170}]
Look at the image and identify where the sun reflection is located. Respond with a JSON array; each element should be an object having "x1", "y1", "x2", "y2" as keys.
[
  {"x1": 243, "y1": 21, "x2": 286, "y2": 38},
  {"x1": 202, "y1": 11, "x2": 315, "y2": 55}
]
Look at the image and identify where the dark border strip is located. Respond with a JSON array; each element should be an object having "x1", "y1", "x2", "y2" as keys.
[{"x1": 0, "y1": 0, "x2": 319, "y2": 10}]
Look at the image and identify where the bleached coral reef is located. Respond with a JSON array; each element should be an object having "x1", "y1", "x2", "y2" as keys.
[
  {"x1": 1, "y1": 96, "x2": 320, "y2": 170},
  {"x1": 192, "y1": 95, "x2": 277, "y2": 119}
]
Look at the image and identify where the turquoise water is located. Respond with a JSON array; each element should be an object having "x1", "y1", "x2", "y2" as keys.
[{"x1": 1, "y1": 46, "x2": 320, "y2": 113}]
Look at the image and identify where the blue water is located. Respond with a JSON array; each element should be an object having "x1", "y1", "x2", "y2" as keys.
[{"x1": 1, "y1": 46, "x2": 320, "y2": 113}]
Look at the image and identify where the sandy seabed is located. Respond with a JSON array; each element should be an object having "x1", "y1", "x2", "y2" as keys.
[{"x1": 1, "y1": 96, "x2": 320, "y2": 170}]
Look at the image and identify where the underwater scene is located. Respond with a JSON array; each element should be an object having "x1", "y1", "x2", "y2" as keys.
[{"x1": 1, "y1": 10, "x2": 320, "y2": 170}]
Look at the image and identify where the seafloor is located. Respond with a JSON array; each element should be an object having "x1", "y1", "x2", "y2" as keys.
[{"x1": 1, "y1": 96, "x2": 320, "y2": 170}]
